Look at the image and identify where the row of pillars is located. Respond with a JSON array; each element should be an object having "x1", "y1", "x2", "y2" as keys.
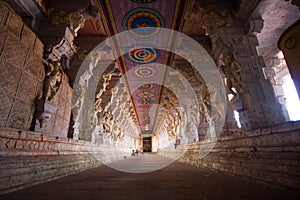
[{"x1": 211, "y1": 20, "x2": 300, "y2": 131}]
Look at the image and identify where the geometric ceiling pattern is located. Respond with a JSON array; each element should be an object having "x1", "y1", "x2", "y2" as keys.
[{"x1": 97, "y1": 0, "x2": 187, "y2": 133}]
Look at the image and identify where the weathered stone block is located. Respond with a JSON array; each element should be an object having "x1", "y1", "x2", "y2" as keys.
[
  {"x1": 53, "y1": 116, "x2": 64, "y2": 136},
  {"x1": 6, "y1": 10, "x2": 23, "y2": 38},
  {"x1": 16, "y1": 73, "x2": 38, "y2": 103},
  {"x1": 36, "y1": 81, "x2": 44, "y2": 99},
  {"x1": 7, "y1": 99, "x2": 31, "y2": 130},
  {"x1": 0, "y1": 2, "x2": 10, "y2": 27},
  {"x1": 20, "y1": 25, "x2": 36, "y2": 50},
  {"x1": 0, "y1": 59, "x2": 22, "y2": 96},
  {"x1": 3, "y1": 138, "x2": 16, "y2": 149},
  {"x1": 18, "y1": 130, "x2": 27, "y2": 139},
  {"x1": 66, "y1": 86, "x2": 72, "y2": 101},
  {"x1": 46, "y1": 113, "x2": 56, "y2": 132},
  {"x1": 33, "y1": 38, "x2": 44, "y2": 57},
  {"x1": 26, "y1": 132, "x2": 42, "y2": 142},
  {"x1": 2, "y1": 34, "x2": 28, "y2": 68},
  {"x1": 61, "y1": 119, "x2": 70, "y2": 138},
  {"x1": 27, "y1": 106, "x2": 35, "y2": 130},
  {"x1": 0, "y1": 93, "x2": 14, "y2": 127},
  {"x1": 0, "y1": 127, "x2": 20, "y2": 139},
  {"x1": 39, "y1": 65, "x2": 45, "y2": 80},
  {"x1": 0, "y1": 30, "x2": 7, "y2": 55},
  {"x1": 64, "y1": 103, "x2": 72, "y2": 119},
  {"x1": 24, "y1": 53, "x2": 43, "y2": 78},
  {"x1": 56, "y1": 96, "x2": 66, "y2": 117}
]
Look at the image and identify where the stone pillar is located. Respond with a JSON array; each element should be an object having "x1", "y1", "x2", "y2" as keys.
[
  {"x1": 223, "y1": 101, "x2": 239, "y2": 135},
  {"x1": 212, "y1": 27, "x2": 285, "y2": 130},
  {"x1": 278, "y1": 20, "x2": 300, "y2": 100},
  {"x1": 263, "y1": 56, "x2": 290, "y2": 121},
  {"x1": 78, "y1": 98, "x2": 93, "y2": 141}
]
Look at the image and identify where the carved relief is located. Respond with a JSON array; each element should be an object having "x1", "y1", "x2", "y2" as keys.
[
  {"x1": 103, "y1": 111, "x2": 114, "y2": 133},
  {"x1": 49, "y1": 11, "x2": 85, "y2": 36},
  {"x1": 185, "y1": 0, "x2": 235, "y2": 35},
  {"x1": 77, "y1": 48, "x2": 88, "y2": 61},
  {"x1": 43, "y1": 61, "x2": 63, "y2": 102},
  {"x1": 218, "y1": 52, "x2": 244, "y2": 97},
  {"x1": 114, "y1": 125, "x2": 125, "y2": 141},
  {"x1": 69, "y1": 12, "x2": 86, "y2": 36},
  {"x1": 161, "y1": 89, "x2": 179, "y2": 113}
]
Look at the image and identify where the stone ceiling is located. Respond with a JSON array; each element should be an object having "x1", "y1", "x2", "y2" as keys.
[{"x1": 97, "y1": 0, "x2": 188, "y2": 134}]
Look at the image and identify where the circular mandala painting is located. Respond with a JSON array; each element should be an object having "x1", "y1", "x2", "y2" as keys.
[
  {"x1": 131, "y1": 0, "x2": 155, "y2": 3},
  {"x1": 137, "y1": 91, "x2": 155, "y2": 98},
  {"x1": 138, "y1": 83, "x2": 154, "y2": 90},
  {"x1": 137, "y1": 98, "x2": 154, "y2": 104},
  {"x1": 134, "y1": 66, "x2": 156, "y2": 78},
  {"x1": 127, "y1": 44, "x2": 159, "y2": 64},
  {"x1": 123, "y1": 7, "x2": 164, "y2": 39}
]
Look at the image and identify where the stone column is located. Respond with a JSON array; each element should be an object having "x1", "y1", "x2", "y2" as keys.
[
  {"x1": 263, "y1": 56, "x2": 290, "y2": 121},
  {"x1": 223, "y1": 102, "x2": 239, "y2": 135},
  {"x1": 212, "y1": 27, "x2": 285, "y2": 130},
  {"x1": 278, "y1": 20, "x2": 300, "y2": 100}
]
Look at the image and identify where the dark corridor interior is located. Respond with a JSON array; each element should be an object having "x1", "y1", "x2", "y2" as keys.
[{"x1": 143, "y1": 137, "x2": 152, "y2": 152}]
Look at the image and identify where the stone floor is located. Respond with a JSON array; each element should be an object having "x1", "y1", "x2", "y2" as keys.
[{"x1": 1, "y1": 153, "x2": 299, "y2": 200}]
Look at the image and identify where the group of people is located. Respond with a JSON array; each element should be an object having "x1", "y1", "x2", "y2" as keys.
[{"x1": 131, "y1": 149, "x2": 139, "y2": 156}]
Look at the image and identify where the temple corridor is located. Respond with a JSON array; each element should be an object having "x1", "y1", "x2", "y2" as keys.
[
  {"x1": 1, "y1": 0, "x2": 300, "y2": 198},
  {"x1": 1, "y1": 153, "x2": 299, "y2": 200}
]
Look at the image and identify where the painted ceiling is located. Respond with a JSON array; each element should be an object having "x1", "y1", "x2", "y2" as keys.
[{"x1": 97, "y1": 0, "x2": 187, "y2": 134}]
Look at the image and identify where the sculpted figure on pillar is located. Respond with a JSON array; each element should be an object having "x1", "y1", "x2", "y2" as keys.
[
  {"x1": 49, "y1": 11, "x2": 85, "y2": 36},
  {"x1": 68, "y1": 12, "x2": 85, "y2": 36},
  {"x1": 199, "y1": 83, "x2": 224, "y2": 123},
  {"x1": 94, "y1": 98, "x2": 103, "y2": 113},
  {"x1": 103, "y1": 111, "x2": 114, "y2": 133},
  {"x1": 44, "y1": 61, "x2": 63, "y2": 102},
  {"x1": 166, "y1": 112, "x2": 181, "y2": 140},
  {"x1": 188, "y1": 104, "x2": 200, "y2": 141},
  {"x1": 92, "y1": 97, "x2": 103, "y2": 125},
  {"x1": 199, "y1": 83, "x2": 212, "y2": 121},
  {"x1": 114, "y1": 125, "x2": 125, "y2": 141},
  {"x1": 96, "y1": 70, "x2": 121, "y2": 99},
  {"x1": 218, "y1": 52, "x2": 244, "y2": 97},
  {"x1": 79, "y1": 62, "x2": 94, "y2": 87}
]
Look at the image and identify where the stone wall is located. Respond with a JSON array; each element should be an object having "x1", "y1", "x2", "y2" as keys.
[
  {"x1": 0, "y1": 2, "x2": 72, "y2": 138},
  {"x1": 0, "y1": 2, "x2": 44, "y2": 130},
  {"x1": 34, "y1": 74, "x2": 72, "y2": 138},
  {"x1": 0, "y1": 127, "x2": 128, "y2": 194},
  {"x1": 177, "y1": 121, "x2": 300, "y2": 190}
]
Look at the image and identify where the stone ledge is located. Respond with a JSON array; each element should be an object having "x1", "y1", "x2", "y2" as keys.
[
  {"x1": 0, "y1": 127, "x2": 128, "y2": 157},
  {"x1": 0, "y1": 154, "x2": 101, "y2": 194},
  {"x1": 179, "y1": 121, "x2": 300, "y2": 190},
  {"x1": 0, "y1": 127, "x2": 128, "y2": 194}
]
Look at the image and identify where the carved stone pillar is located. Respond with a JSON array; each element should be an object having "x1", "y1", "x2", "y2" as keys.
[
  {"x1": 263, "y1": 56, "x2": 290, "y2": 121},
  {"x1": 78, "y1": 98, "x2": 94, "y2": 141},
  {"x1": 278, "y1": 20, "x2": 300, "y2": 100},
  {"x1": 212, "y1": 27, "x2": 285, "y2": 130},
  {"x1": 223, "y1": 101, "x2": 239, "y2": 135}
]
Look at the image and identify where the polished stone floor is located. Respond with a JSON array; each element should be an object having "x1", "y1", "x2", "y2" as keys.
[{"x1": 1, "y1": 153, "x2": 299, "y2": 200}]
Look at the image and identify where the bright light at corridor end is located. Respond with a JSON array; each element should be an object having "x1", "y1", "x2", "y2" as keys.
[{"x1": 72, "y1": 28, "x2": 227, "y2": 173}]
